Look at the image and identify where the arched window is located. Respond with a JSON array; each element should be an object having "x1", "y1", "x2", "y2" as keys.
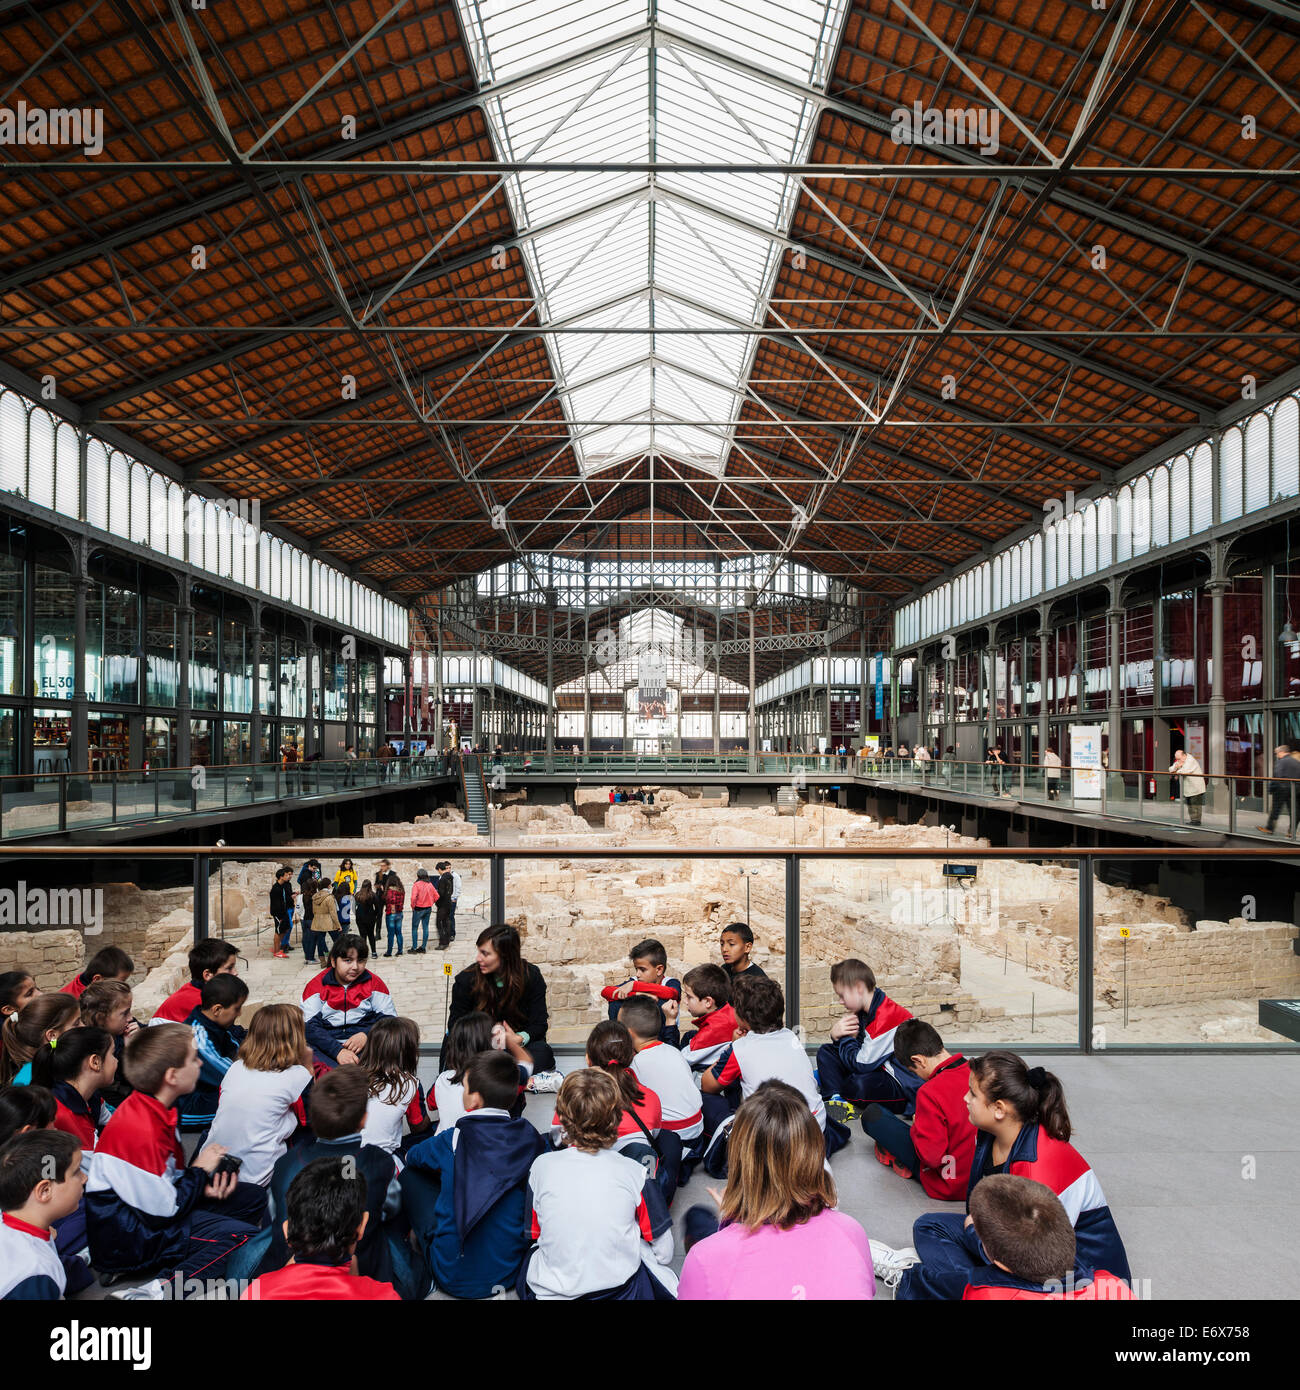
[
  {"x1": 1275, "y1": 397, "x2": 1300, "y2": 502},
  {"x1": 1220, "y1": 426, "x2": 1244, "y2": 522},
  {"x1": 86, "y1": 439, "x2": 109, "y2": 531},
  {"x1": 54, "y1": 421, "x2": 79, "y2": 519},
  {"x1": 1169, "y1": 454, "x2": 1191, "y2": 542},
  {"x1": 1131, "y1": 474, "x2": 1151, "y2": 555},
  {"x1": 108, "y1": 452, "x2": 130, "y2": 539},
  {"x1": 0, "y1": 391, "x2": 26, "y2": 497},
  {"x1": 148, "y1": 472, "x2": 168, "y2": 551},
  {"x1": 1069, "y1": 509, "x2": 1084, "y2": 578},
  {"x1": 1191, "y1": 443, "x2": 1212, "y2": 534},
  {"x1": 130, "y1": 463, "x2": 150, "y2": 545},
  {"x1": 1245, "y1": 413, "x2": 1269, "y2": 513},
  {"x1": 1151, "y1": 466, "x2": 1170, "y2": 549},
  {"x1": 27, "y1": 408, "x2": 55, "y2": 510}
]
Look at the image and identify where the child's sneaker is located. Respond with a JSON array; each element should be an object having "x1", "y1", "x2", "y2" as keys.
[
  {"x1": 872, "y1": 1144, "x2": 894, "y2": 1171},
  {"x1": 107, "y1": 1276, "x2": 168, "y2": 1301},
  {"x1": 826, "y1": 1094, "x2": 858, "y2": 1126},
  {"x1": 869, "y1": 1240, "x2": 921, "y2": 1290},
  {"x1": 526, "y1": 1070, "x2": 563, "y2": 1094}
]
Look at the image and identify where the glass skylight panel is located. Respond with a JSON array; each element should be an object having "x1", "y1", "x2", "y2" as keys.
[{"x1": 455, "y1": 0, "x2": 851, "y2": 479}]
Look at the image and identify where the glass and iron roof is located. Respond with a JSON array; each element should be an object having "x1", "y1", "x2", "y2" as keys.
[{"x1": 456, "y1": 0, "x2": 852, "y2": 476}]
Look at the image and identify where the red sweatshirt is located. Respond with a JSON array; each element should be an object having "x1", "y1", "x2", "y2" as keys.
[
  {"x1": 909, "y1": 1052, "x2": 976, "y2": 1201},
  {"x1": 680, "y1": 1003, "x2": 737, "y2": 1072}
]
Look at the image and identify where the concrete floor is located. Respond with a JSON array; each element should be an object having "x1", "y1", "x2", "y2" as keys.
[
  {"x1": 497, "y1": 1052, "x2": 1300, "y2": 1302},
  {"x1": 74, "y1": 1052, "x2": 1297, "y2": 1301}
]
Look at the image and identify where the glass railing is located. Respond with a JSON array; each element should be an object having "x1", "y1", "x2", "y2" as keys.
[
  {"x1": 0, "y1": 755, "x2": 449, "y2": 840},
  {"x1": 3, "y1": 842, "x2": 1294, "y2": 1053}
]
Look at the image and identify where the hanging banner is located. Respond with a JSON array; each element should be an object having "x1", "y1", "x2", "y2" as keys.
[{"x1": 1070, "y1": 724, "x2": 1104, "y2": 800}]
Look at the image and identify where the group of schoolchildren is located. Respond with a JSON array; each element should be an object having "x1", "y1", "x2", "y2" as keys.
[{"x1": 0, "y1": 917, "x2": 1134, "y2": 1302}]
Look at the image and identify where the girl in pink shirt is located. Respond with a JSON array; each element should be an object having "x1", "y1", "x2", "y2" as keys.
[{"x1": 677, "y1": 1080, "x2": 874, "y2": 1301}]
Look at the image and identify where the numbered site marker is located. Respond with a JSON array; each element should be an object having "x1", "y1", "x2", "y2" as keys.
[
  {"x1": 1119, "y1": 927, "x2": 1130, "y2": 938},
  {"x1": 443, "y1": 962, "x2": 454, "y2": 977}
]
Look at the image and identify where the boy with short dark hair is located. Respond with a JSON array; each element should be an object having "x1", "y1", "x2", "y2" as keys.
[
  {"x1": 669, "y1": 964, "x2": 737, "y2": 1076},
  {"x1": 623, "y1": 995, "x2": 702, "y2": 1202},
  {"x1": 402, "y1": 1049, "x2": 547, "y2": 1298},
  {"x1": 86, "y1": 1023, "x2": 268, "y2": 1293},
  {"x1": 963, "y1": 1176, "x2": 1135, "y2": 1301},
  {"x1": 700, "y1": 977, "x2": 836, "y2": 1175},
  {"x1": 863, "y1": 1018, "x2": 973, "y2": 1198},
  {"x1": 815, "y1": 959, "x2": 920, "y2": 1128},
  {"x1": 180, "y1": 974, "x2": 249, "y2": 1130},
  {"x1": 151, "y1": 939, "x2": 239, "y2": 1024},
  {"x1": 243, "y1": 1156, "x2": 399, "y2": 1300},
  {"x1": 601, "y1": 938, "x2": 682, "y2": 1043},
  {"x1": 719, "y1": 923, "x2": 767, "y2": 980},
  {"x1": 60, "y1": 946, "x2": 133, "y2": 1000},
  {"x1": 0, "y1": 1129, "x2": 85, "y2": 1299},
  {"x1": 262, "y1": 1066, "x2": 423, "y2": 1298}
]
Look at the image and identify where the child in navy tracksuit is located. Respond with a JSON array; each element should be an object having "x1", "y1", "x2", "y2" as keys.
[
  {"x1": 961, "y1": 1174, "x2": 1135, "y2": 1301},
  {"x1": 402, "y1": 1050, "x2": 547, "y2": 1298},
  {"x1": 815, "y1": 960, "x2": 921, "y2": 1124},
  {"x1": 85, "y1": 1023, "x2": 268, "y2": 1287},
  {"x1": 895, "y1": 1051, "x2": 1130, "y2": 1301},
  {"x1": 180, "y1": 974, "x2": 248, "y2": 1131},
  {"x1": 600, "y1": 938, "x2": 681, "y2": 1045}
]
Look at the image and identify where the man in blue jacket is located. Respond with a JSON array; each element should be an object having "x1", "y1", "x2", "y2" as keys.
[{"x1": 401, "y1": 1050, "x2": 546, "y2": 1298}]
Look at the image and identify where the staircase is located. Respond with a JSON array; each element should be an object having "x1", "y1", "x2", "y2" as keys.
[{"x1": 458, "y1": 753, "x2": 491, "y2": 836}]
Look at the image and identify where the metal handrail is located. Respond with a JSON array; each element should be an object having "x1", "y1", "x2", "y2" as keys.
[{"x1": 0, "y1": 842, "x2": 1294, "y2": 1056}]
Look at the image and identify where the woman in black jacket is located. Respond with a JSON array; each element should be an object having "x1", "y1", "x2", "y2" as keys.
[
  {"x1": 352, "y1": 879, "x2": 381, "y2": 956},
  {"x1": 441, "y1": 923, "x2": 554, "y2": 1072}
]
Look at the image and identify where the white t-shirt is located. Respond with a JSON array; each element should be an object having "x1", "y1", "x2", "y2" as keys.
[
  {"x1": 206, "y1": 1060, "x2": 312, "y2": 1186},
  {"x1": 718, "y1": 1028, "x2": 826, "y2": 1129},
  {"x1": 630, "y1": 1041, "x2": 703, "y2": 1140},
  {"x1": 433, "y1": 1070, "x2": 467, "y2": 1135},
  {"x1": 361, "y1": 1076, "x2": 421, "y2": 1154},
  {"x1": 361, "y1": 1073, "x2": 422, "y2": 1150},
  {"x1": 524, "y1": 1146, "x2": 671, "y2": 1299}
]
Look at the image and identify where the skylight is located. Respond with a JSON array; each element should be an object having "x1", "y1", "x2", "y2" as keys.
[{"x1": 456, "y1": 0, "x2": 852, "y2": 476}]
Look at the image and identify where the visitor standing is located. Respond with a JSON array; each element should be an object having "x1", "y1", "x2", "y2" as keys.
[
  {"x1": 434, "y1": 862, "x2": 454, "y2": 949},
  {"x1": 408, "y1": 869, "x2": 437, "y2": 955},
  {"x1": 1170, "y1": 749, "x2": 1206, "y2": 825}
]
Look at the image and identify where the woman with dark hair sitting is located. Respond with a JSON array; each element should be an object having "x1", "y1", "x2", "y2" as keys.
[{"x1": 442, "y1": 924, "x2": 557, "y2": 1078}]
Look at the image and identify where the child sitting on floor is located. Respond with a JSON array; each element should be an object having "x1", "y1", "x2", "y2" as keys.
[
  {"x1": 669, "y1": 964, "x2": 736, "y2": 1077},
  {"x1": 719, "y1": 923, "x2": 767, "y2": 980},
  {"x1": 33, "y1": 1026, "x2": 116, "y2": 1162},
  {"x1": 243, "y1": 1156, "x2": 399, "y2": 1301},
  {"x1": 863, "y1": 1018, "x2": 974, "y2": 1200},
  {"x1": 433, "y1": 1012, "x2": 532, "y2": 1134},
  {"x1": 206, "y1": 1004, "x2": 314, "y2": 1187},
  {"x1": 360, "y1": 1016, "x2": 432, "y2": 1156},
  {"x1": 557, "y1": 1021, "x2": 662, "y2": 1169},
  {"x1": 86, "y1": 1023, "x2": 268, "y2": 1293},
  {"x1": 962, "y1": 1175, "x2": 1135, "y2": 1300},
  {"x1": 80, "y1": 979, "x2": 141, "y2": 1115},
  {"x1": 815, "y1": 959, "x2": 919, "y2": 1129},
  {"x1": 601, "y1": 939, "x2": 682, "y2": 1044},
  {"x1": 0, "y1": 972, "x2": 40, "y2": 1023},
  {"x1": 263, "y1": 1066, "x2": 425, "y2": 1300},
  {"x1": 886, "y1": 1051, "x2": 1131, "y2": 1299},
  {"x1": 59, "y1": 946, "x2": 133, "y2": 1000},
  {"x1": 402, "y1": 1049, "x2": 548, "y2": 1299},
  {"x1": 180, "y1": 974, "x2": 248, "y2": 1131},
  {"x1": 520, "y1": 1068, "x2": 676, "y2": 1301},
  {"x1": 622, "y1": 994, "x2": 703, "y2": 1204},
  {"x1": 0, "y1": 1129, "x2": 85, "y2": 1300},
  {"x1": 301, "y1": 934, "x2": 396, "y2": 1068},
  {"x1": 1, "y1": 993, "x2": 81, "y2": 1085},
  {"x1": 700, "y1": 976, "x2": 839, "y2": 1176},
  {"x1": 151, "y1": 939, "x2": 240, "y2": 1025}
]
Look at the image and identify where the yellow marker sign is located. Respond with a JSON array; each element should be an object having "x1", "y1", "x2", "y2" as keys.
[
  {"x1": 1119, "y1": 928, "x2": 1130, "y2": 939},
  {"x1": 443, "y1": 962, "x2": 454, "y2": 977}
]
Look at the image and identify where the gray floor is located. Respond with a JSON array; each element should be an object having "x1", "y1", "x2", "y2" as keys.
[
  {"x1": 79, "y1": 1052, "x2": 1298, "y2": 1301},
  {"x1": 488, "y1": 1052, "x2": 1300, "y2": 1302}
]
